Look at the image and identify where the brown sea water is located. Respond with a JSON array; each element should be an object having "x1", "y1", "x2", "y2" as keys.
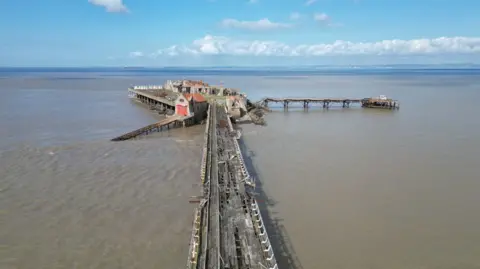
[{"x1": 1, "y1": 70, "x2": 480, "y2": 269}]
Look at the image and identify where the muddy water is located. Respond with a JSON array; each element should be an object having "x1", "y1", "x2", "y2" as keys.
[
  {"x1": 238, "y1": 74, "x2": 480, "y2": 269},
  {"x1": 0, "y1": 76, "x2": 204, "y2": 269},
  {"x1": 1, "y1": 71, "x2": 480, "y2": 269}
]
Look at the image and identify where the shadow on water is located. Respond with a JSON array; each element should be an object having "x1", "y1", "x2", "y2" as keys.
[
  {"x1": 267, "y1": 106, "x2": 399, "y2": 117},
  {"x1": 237, "y1": 135, "x2": 304, "y2": 269}
]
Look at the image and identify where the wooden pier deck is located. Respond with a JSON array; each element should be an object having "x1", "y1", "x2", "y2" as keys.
[
  {"x1": 129, "y1": 88, "x2": 176, "y2": 107},
  {"x1": 186, "y1": 103, "x2": 278, "y2": 269},
  {"x1": 111, "y1": 115, "x2": 192, "y2": 141}
]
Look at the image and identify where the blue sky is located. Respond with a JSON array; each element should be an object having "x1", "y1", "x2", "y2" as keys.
[{"x1": 1, "y1": 0, "x2": 480, "y2": 66}]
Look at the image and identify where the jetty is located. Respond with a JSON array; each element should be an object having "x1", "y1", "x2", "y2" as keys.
[
  {"x1": 111, "y1": 115, "x2": 194, "y2": 141},
  {"x1": 259, "y1": 95, "x2": 399, "y2": 109}
]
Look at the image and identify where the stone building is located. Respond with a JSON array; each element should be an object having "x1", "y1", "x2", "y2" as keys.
[
  {"x1": 163, "y1": 79, "x2": 241, "y2": 96},
  {"x1": 164, "y1": 80, "x2": 212, "y2": 94}
]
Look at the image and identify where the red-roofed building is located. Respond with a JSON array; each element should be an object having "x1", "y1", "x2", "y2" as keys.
[
  {"x1": 184, "y1": 93, "x2": 207, "y2": 103},
  {"x1": 174, "y1": 93, "x2": 209, "y2": 122}
]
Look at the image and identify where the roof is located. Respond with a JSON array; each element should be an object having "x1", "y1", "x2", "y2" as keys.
[{"x1": 184, "y1": 93, "x2": 207, "y2": 102}]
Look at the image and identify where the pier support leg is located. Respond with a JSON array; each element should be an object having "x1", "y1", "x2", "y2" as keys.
[
  {"x1": 283, "y1": 101, "x2": 289, "y2": 110},
  {"x1": 303, "y1": 101, "x2": 309, "y2": 110}
]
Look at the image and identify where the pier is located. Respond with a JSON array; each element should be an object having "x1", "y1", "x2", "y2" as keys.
[
  {"x1": 116, "y1": 82, "x2": 401, "y2": 269},
  {"x1": 187, "y1": 103, "x2": 278, "y2": 269},
  {"x1": 111, "y1": 115, "x2": 194, "y2": 141},
  {"x1": 260, "y1": 96, "x2": 399, "y2": 109},
  {"x1": 128, "y1": 87, "x2": 177, "y2": 112}
]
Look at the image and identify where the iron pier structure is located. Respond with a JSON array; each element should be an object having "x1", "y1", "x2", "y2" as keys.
[
  {"x1": 259, "y1": 97, "x2": 400, "y2": 109},
  {"x1": 187, "y1": 102, "x2": 278, "y2": 269}
]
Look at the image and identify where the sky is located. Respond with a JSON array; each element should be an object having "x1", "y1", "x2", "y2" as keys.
[{"x1": 1, "y1": 0, "x2": 480, "y2": 66}]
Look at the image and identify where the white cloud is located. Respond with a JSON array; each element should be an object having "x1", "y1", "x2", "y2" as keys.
[
  {"x1": 314, "y1": 12, "x2": 329, "y2": 22},
  {"x1": 313, "y1": 12, "x2": 342, "y2": 27},
  {"x1": 290, "y1": 12, "x2": 301, "y2": 20},
  {"x1": 88, "y1": 0, "x2": 128, "y2": 13},
  {"x1": 145, "y1": 35, "x2": 480, "y2": 58},
  {"x1": 305, "y1": 0, "x2": 317, "y2": 6},
  {"x1": 221, "y1": 18, "x2": 292, "y2": 30},
  {"x1": 129, "y1": 51, "x2": 144, "y2": 58}
]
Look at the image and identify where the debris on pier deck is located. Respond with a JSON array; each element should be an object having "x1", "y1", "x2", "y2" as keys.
[
  {"x1": 260, "y1": 95, "x2": 399, "y2": 109},
  {"x1": 187, "y1": 102, "x2": 278, "y2": 269},
  {"x1": 361, "y1": 96, "x2": 400, "y2": 109},
  {"x1": 111, "y1": 115, "x2": 193, "y2": 141}
]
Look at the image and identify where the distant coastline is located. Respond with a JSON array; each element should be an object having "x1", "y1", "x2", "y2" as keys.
[
  {"x1": 1, "y1": 63, "x2": 480, "y2": 70},
  {"x1": 1, "y1": 65, "x2": 480, "y2": 77}
]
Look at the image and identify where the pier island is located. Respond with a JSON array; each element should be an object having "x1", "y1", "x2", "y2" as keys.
[{"x1": 111, "y1": 79, "x2": 401, "y2": 268}]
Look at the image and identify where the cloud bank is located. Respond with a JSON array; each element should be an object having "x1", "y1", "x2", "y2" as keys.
[
  {"x1": 88, "y1": 0, "x2": 128, "y2": 12},
  {"x1": 138, "y1": 35, "x2": 480, "y2": 58}
]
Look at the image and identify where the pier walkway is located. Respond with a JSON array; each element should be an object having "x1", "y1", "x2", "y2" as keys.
[
  {"x1": 187, "y1": 103, "x2": 278, "y2": 269},
  {"x1": 111, "y1": 115, "x2": 193, "y2": 141}
]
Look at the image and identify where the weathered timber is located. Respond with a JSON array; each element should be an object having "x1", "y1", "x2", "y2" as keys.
[
  {"x1": 111, "y1": 116, "x2": 182, "y2": 141},
  {"x1": 187, "y1": 103, "x2": 278, "y2": 269},
  {"x1": 206, "y1": 103, "x2": 221, "y2": 269}
]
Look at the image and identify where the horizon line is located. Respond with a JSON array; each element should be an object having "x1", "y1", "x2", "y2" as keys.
[{"x1": 1, "y1": 63, "x2": 480, "y2": 69}]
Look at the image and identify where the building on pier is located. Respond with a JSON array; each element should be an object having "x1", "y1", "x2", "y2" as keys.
[
  {"x1": 164, "y1": 79, "x2": 212, "y2": 94},
  {"x1": 174, "y1": 93, "x2": 208, "y2": 122},
  {"x1": 163, "y1": 79, "x2": 242, "y2": 96}
]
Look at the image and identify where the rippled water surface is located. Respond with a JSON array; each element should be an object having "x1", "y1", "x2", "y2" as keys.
[{"x1": 1, "y1": 70, "x2": 480, "y2": 269}]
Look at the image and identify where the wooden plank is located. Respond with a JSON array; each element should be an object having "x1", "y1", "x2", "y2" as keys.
[{"x1": 111, "y1": 116, "x2": 180, "y2": 141}]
